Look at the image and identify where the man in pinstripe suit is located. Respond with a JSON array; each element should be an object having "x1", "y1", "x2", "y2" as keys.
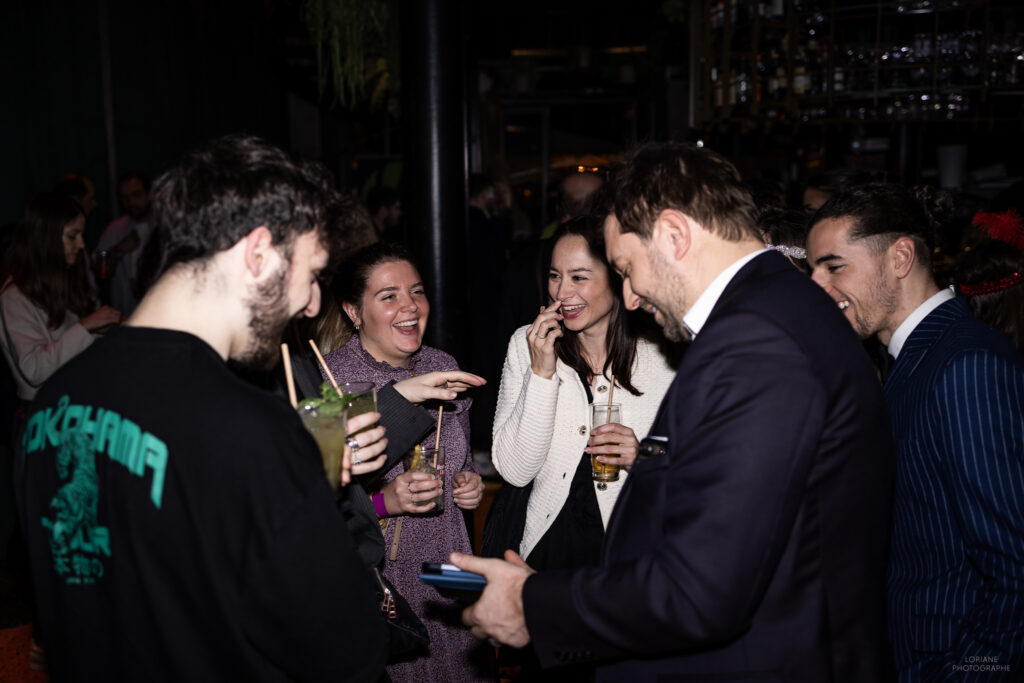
[{"x1": 807, "y1": 183, "x2": 1024, "y2": 680}]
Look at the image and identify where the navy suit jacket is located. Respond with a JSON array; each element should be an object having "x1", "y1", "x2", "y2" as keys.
[
  {"x1": 885, "y1": 297, "x2": 1024, "y2": 680},
  {"x1": 523, "y1": 251, "x2": 895, "y2": 682}
]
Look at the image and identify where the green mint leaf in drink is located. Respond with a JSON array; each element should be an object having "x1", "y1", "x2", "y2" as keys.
[
  {"x1": 297, "y1": 396, "x2": 322, "y2": 410},
  {"x1": 299, "y1": 382, "x2": 347, "y2": 417}
]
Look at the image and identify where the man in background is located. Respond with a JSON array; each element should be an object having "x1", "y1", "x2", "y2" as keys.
[
  {"x1": 93, "y1": 172, "x2": 153, "y2": 315},
  {"x1": 540, "y1": 171, "x2": 603, "y2": 239},
  {"x1": 366, "y1": 186, "x2": 403, "y2": 244}
]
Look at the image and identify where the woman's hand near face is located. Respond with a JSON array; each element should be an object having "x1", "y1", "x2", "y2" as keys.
[
  {"x1": 453, "y1": 470, "x2": 484, "y2": 510},
  {"x1": 393, "y1": 371, "x2": 486, "y2": 405},
  {"x1": 585, "y1": 423, "x2": 640, "y2": 470},
  {"x1": 526, "y1": 301, "x2": 563, "y2": 379},
  {"x1": 381, "y1": 471, "x2": 443, "y2": 515}
]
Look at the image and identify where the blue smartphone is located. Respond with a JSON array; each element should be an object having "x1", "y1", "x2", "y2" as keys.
[{"x1": 419, "y1": 563, "x2": 487, "y2": 592}]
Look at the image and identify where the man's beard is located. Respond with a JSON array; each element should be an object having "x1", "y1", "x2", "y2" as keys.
[
  {"x1": 656, "y1": 302, "x2": 691, "y2": 343},
  {"x1": 236, "y1": 262, "x2": 291, "y2": 370},
  {"x1": 852, "y1": 264, "x2": 898, "y2": 340},
  {"x1": 646, "y1": 245, "x2": 691, "y2": 343}
]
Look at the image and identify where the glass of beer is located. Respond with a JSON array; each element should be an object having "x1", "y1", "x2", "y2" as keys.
[
  {"x1": 590, "y1": 403, "x2": 622, "y2": 490},
  {"x1": 405, "y1": 444, "x2": 445, "y2": 514}
]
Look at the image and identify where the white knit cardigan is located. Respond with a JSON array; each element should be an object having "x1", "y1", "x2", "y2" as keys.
[{"x1": 491, "y1": 325, "x2": 676, "y2": 560}]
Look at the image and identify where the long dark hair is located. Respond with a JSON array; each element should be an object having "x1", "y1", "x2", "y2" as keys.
[
  {"x1": 7, "y1": 193, "x2": 91, "y2": 328},
  {"x1": 551, "y1": 216, "x2": 641, "y2": 396}
]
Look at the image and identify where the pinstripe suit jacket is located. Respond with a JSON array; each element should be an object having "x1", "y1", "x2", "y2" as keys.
[{"x1": 885, "y1": 296, "x2": 1024, "y2": 680}]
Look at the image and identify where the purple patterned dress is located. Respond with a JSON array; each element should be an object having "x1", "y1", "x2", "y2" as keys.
[{"x1": 323, "y1": 335, "x2": 490, "y2": 682}]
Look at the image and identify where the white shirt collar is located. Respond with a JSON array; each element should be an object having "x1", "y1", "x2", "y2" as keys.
[
  {"x1": 683, "y1": 249, "x2": 769, "y2": 338},
  {"x1": 887, "y1": 286, "x2": 955, "y2": 359}
]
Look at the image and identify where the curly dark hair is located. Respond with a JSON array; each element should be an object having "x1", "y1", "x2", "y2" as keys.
[{"x1": 149, "y1": 135, "x2": 328, "y2": 278}]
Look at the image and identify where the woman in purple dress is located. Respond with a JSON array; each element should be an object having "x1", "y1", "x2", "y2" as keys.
[{"x1": 324, "y1": 243, "x2": 490, "y2": 682}]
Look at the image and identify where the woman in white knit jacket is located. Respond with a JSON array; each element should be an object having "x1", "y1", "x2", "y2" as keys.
[
  {"x1": 491, "y1": 215, "x2": 675, "y2": 569},
  {"x1": 0, "y1": 194, "x2": 121, "y2": 401}
]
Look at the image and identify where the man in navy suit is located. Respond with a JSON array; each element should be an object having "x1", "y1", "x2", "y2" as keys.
[
  {"x1": 807, "y1": 184, "x2": 1024, "y2": 680},
  {"x1": 453, "y1": 143, "x2": 894, "y2": 681}
]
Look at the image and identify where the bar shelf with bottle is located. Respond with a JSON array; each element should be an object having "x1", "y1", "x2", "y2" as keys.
[{"x1": 696, "y1": 0, "x2": 1024, "y2": 126}]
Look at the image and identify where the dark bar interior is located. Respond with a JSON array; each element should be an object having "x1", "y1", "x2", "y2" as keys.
[{"x1": 1, "y1": 0, "x2": 1023, "y2": 679}]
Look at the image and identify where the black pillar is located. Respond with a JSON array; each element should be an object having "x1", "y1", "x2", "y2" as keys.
[{"x1": 401, "y1": 0, "x2": 468, "y2": 361}]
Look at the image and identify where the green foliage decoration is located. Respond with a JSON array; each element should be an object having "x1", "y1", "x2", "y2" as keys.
[{"x1": 303, "y1": 0, "x2": 398, "y2": 111}]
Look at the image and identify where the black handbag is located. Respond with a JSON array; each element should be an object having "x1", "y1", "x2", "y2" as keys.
[
  {"x1": 480, "y1": 480, "x2": 533, "y2": 559},
  {"x1": 371, "y1": 567, "x2": 430, "y2": 662}
]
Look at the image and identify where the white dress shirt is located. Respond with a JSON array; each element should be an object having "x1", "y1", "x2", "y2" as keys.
[
  {"x1": 887, "y1": 286, "x2": 956, "y2": 360},
  {"x1": 683, "y1": 248, "x2": 769, "y2": 338}
]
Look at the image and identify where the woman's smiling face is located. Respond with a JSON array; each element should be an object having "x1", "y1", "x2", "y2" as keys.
[
  {"x1": 346, "y1": 259, "x2": 429, "y2": 367},
  {"x1": 548, "y1": 234, "x2": 615, "y2": 335}
]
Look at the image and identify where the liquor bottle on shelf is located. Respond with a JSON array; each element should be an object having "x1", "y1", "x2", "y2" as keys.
[
  {"x1": 736, "y1": 64, "x2": 751, "y2": 104},
  {"x1": 774, "y1": 51, "x2": 788, "y2": 101},
  {"x1": 806, "y1": 36, "x2": 825, "y2": 96},
  {"x1": 792, "y1": 47, "x2": 810, "y2": 96},
  {"x1": 961, "y1": 30, "x2": 982, "y2": 85},
  {"x1": 757, "y1": 51, "x2": 770, "y2": 102},
  {"x1": 711, "y1": 1, "x2": 725, "y2": 30},
  {"x1": 764, "y1": 52, "x2": 778, "y2": 99},
  {"x1": 730, "y1": 0, "x2": 744, "y2": 27}
]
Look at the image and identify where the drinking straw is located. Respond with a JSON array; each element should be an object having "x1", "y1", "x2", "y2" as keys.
[
  {"x1": 607, "y1": 373, "x2": 615, "y2": 408},
  {"x1": 433, "y1": 406, "x2": 443, "y2": 468},
  {"x1": 308, "y1": 339, "x2": 342, "y2": 394},
  {"x1": 281, "y1": 343, "x2": 297, "y2": 409}
]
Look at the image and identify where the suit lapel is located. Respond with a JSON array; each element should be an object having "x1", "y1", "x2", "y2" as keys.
[
  {"x1": 706, "y1": 251, "x2": 791, "y2": 330},
  {"x1": 885, "y1": 298, "x2": 968, "y2": 394}
]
